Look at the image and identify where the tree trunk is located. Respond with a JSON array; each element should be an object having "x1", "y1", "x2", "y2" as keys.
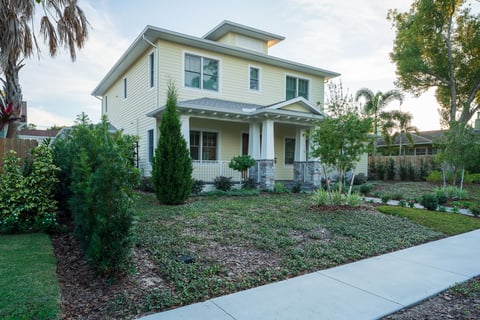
[
  {"x1": 460, "y1": 167, "x2": 465, "y2": 191},
  {"x1": 348, "y1": 168, "x2": 356, "y2": 195},
  {"x1": 3, "y1": 60, "x2": 24, "y2": 138}
]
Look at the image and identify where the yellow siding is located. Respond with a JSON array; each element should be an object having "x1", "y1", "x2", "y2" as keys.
[
  {"x1": 217, "y1": 33, "x2": 236, "y2": 46},
  {"x1": 189, "y1": 118, "x2": 248, "y2": 161},
  {"x1": 156, "y1": 40, "x2": 325, "y2": 108},
  {"x1": 274, "y1": 124, "x2": 296, "y2": 180},
  {"x1": 280, "y1": 103, "x2": 311, "y2": 113}
]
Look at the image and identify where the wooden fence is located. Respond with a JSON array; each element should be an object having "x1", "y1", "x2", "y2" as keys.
[
  {"x1": 0, "y1": 138, "x2": 38, "y2": 168},
  {"x1": 368, "y1": 155, "x2": 435, "y2": 180}
]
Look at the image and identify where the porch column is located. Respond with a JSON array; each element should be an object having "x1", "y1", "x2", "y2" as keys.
[
  {"x1": 180, "y1": 114, "x2": 190, "y2": 146},
  {"x1": 295, "y1": 128, "x2": 307, "y2": 161},
  {"x1": 248, "y1": 122, "x2": 261, "y2": 159},
  {"x1": 261, "y1": 119, "x2": 275, "y2": 159}
]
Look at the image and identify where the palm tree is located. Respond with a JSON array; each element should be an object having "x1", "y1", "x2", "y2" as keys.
[
  {"x1": 390, "y1": 110, "x2": 418, "y2": 155},
  {"x1": 355, "y1": 88, "x2": 405, "y2": 154},
  {"x1": 0, "y1": 0, "x2": 89, "y2": 137}
]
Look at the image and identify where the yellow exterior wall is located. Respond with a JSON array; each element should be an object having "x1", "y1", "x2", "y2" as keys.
[
  {"x1": 156, "y1": 39, "x2": 325, "y2": 108},
  {"x1": 280, "y1": 103, "x2": 311, "y2": 113},
  {"x1": 274, "y1": 124, "x2": 296, "y2": 180}
]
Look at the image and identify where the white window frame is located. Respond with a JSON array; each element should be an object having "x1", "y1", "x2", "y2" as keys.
[
  {"x1": 285, "y1": 73, "x2": 311, "y2": 100},
  {"x1": 189, "y1": 129, "x2": 221, "y2": 161},
  {"x1": 183, "y1": 51, "x2": 221, "y2": 93},
  {"x1": 284, "y1": 136, "x2": 296, "y2": 166},
  {"x1": 248, "y1": 65, "x2": 261, "y2": 92},
  {"x1": 148, "y1": 51, "x2": 155, "y2": 89}
]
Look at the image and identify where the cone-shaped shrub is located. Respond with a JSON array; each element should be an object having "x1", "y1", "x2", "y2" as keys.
[{"x1": 152, "y1": 83, "x2": 193, "y2": 204}]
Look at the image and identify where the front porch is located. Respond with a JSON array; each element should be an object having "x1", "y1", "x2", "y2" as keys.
[{"x1": 148, "y1": 97, "x2": 327, "y2": 190}]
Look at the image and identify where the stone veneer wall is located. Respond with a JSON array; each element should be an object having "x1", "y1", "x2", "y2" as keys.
[
  {"x1": 293, "y1": 161, "x2": 323, "y2": 187},
  {"x1": 249, "y1": 160, "x2": 275, "y2": 190}
]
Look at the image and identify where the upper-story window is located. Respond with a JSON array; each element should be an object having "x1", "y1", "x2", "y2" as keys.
[
  {"x1": 123, "y1": 77, "x2": 127, "y2": 99},
  {"x1": 286, "y1": 76, "x2": 309, "y2": 100},
  {"x1": 249, "y1": 67, "x2": 260, "y2": 91},
  {"x1": 104, "y1": 96, "x2": 108, "y2": 113},
  {"x1": 149, "y1": 52, "x2": 155, "y2": 88},
  {"x1": 184, "y1": 54, "x2": 219, "y2": 91}
]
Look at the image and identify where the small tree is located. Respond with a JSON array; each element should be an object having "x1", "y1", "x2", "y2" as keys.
[
  {"x1": 229, "y1": 155, "x2": 256, "y2": 187},
  {"x1": 152, "y1": 83, "x2": 193, "y2": 204},
  {"x1": 310, "y1": 112, "x2": 371, "y2": 198}
]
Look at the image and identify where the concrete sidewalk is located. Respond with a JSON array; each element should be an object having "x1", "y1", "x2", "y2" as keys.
[{"x1": 140, "y1": 230, "x2": 480, "y2": 320}]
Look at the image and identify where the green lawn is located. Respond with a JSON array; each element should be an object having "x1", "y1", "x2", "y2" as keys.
[
  {"x1": 376, "y1": 205, "x2": 480, "y2": 236},
  {"x1": 0, "y1": 233, "x2": 60, "y2": 320},
  {"x1": 130, "y1": 193, "x2": 444, "y2": 312}
]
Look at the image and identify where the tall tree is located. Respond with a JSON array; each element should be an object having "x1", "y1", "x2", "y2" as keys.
[
  {"x1": 152, "y1": 83, "x2": 193, "y2": 205},
  {"x1": 355, "y1": 88, "x2": 405, "y2": 154},
  {"x1": 0, "y1": 0, "x2": 89, "y2": 137},
  {"x1": 390, "y1": 110, "x2": 418, "y2": 155},
  {"x1": 388, "y1": 0, "x2": 480, "y2": 125}
]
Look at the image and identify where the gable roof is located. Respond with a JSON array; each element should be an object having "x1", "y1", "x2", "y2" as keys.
[
  {"x1": 146, "y1": 97, "x2": 325, "y2": 125},
  {"x1": 17, "y1": 129, "x2": 60, "y2": 138},
  {"x1": 376, "y1": 130, "x2": 445, "y2": 147},
  {"x1": 92, "y1": 23, "x2": 340, "y2": 97},
  {"x1": 203, "y1": 20, "x2": 285, "y2": 47}
]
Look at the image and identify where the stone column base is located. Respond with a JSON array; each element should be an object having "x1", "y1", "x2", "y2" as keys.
[
  {"x1": 249, "y1": 160, "x2": 275, "y2": 190},
  {"x1": 294, "y1": 161, "x2": 323, "y2": 187}
]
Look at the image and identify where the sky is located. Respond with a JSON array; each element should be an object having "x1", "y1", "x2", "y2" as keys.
[{"x1": 17, "y1": 0, "x2": 479, "y2": 130}]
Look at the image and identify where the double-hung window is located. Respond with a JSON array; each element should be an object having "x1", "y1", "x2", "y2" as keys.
[
  {"x1": 123, "y1": 77, "x2": 127, "y2": 99},
  {"x1": 184, "y1": 54, "x2": 219, "y2": 91},
  {"x1": 190, "y1": 131, "x2": 218, "y2": 160},
  {"x1": 148, "y1": 129, "x2": 154, "y2": 163},
  {"x1": 286, "y1": 76, "x2": 309, "y2": 100}
]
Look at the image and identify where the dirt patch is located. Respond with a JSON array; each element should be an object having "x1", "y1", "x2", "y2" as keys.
[
  {"x1": 383, "y1": 277, "x2": 480, "y2": 320},
  {"x1": 52, "y1": 233, "x2": 169, "y2": 319}
]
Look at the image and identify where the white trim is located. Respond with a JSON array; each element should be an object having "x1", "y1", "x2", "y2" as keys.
[
  {"x1": 182, "y1": 50, "x2": 222, "y2": 93},
  {"x1": 248, "y1": 65, "x2": 261, "y2": 92},
  {"x1": 285, "y1": 73, "x2": 311, "y2": 101},
  {"x1": 189, "y1": 128, "x2": 221, "y2": 161}
]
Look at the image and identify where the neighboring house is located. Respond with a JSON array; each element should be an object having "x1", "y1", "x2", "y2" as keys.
[
  {"x1": 375, "y1": 130, "x2": 445, "y2": 156},
  {"x1": 92, "y1": 20, "x2": 366, "y2": 189},
  {"x1": 17, "y1": 129, "x2": 60, "y2": 142}
]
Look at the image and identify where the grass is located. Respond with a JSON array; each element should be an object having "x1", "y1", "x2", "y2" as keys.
[
  {"x1": 132, "y1": 193, "x2": 443, "y2": 312},
  {"x1": 0, "y1": 233, "x2": 60, "y2": 320},
  {"x1": 376, "y1": 205, "x2": 480, "y2": 236}
]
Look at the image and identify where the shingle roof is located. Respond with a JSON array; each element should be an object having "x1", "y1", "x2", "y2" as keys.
[{"x1": 179, "y1": 98, "x2": 263, "y2": 112}]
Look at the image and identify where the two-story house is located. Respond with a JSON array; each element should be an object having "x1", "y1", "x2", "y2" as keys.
[{"x1": 92, "y1": 20, "x2": 357, "y2": 189}]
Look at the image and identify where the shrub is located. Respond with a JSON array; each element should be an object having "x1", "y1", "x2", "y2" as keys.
[
  {"x1": 345, "y1": 193, "x2": 364, "y2": 207},
  {"x1": 398, "y1": 199, "x2": 407, "y2": 207},
  {"x1": 51, "y1": 132, "x2": 75, "y2": 209},
  {"x1": 399, "y1": 160, "x2": 408, "y2": 181},
  {"x1": 291, "y1": 182, "x2": 302, "y2": 193},
  {"x1": 68, "y1": 116, "x2": 140, "y2": 276},
  {"x1": 386, "y1": 158, "x2": 396, "y2": 180},
  {"x1": 419, "y1": 158, "x2": 430, "y2": 180},
  {"x1": 469, "y1": 202, "x2": 480, "y2": 217},
  {"x1": 407, "y1": 162, "x2": 416, "y2": 181},
  {"x1": 0, "y1": 147, "x2": 59, "y2": 234},
  {"x1": 242, "y1": 177, "x2": 258, "y2": 190},
  {"x1": 442, "y1": 186, "x2": 469, "y2": 200},
  {"x1": 407, "y1": 199, "x2": 416, "y2": 208},
  {"x1": 152, "y1": 83, "x2": 193, "y2": 205},
  {"x1": 380, "y1": 194, "x2": 391, "y2": 204},
  {"x1": 214, "y1": 176, "x2": 234, "y2": 192},
  {"x1": 273, "y1": 182, "x2": 290, "y2": 194},
  {"x1": 332, "y1": 191, "x2": 345, "y2": 205},
  {"x1": 191, "y1": 179, "x2": 205, "y2": 195},
  {"x1": 433, "y1": 189, "x2": 448, "y2": 205},
  {"x1": 376, "y1": 161, "x2": 385, "y2": 180},
  {"x1": 390, "y1": 193, "x2": 404, "y2": 201},
  {"x1": 311, "y1": 188, "x2": 330, "y2": 206},
  {"x1": 425, "y1": 170, "x2": 442, "y2": 183},
  {"x1": 359, "y1": 183, "x2": 374, "y2": 195},
  {"x1": 420, "y1": 193, "x2": 439, "y2": 211},
  {"x1": 139, "y1": 176, "x2": 154, "y2": 193},
  {"x1": 368, "y1": 159, "x2": 376, "y2": 180},
  {"x1": 353, "y1": 173, "x2": 367, "y2": 185}
]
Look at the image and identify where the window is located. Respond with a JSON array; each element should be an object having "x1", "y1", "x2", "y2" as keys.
[
  {"x1": 104, "y1": 96, "x2": 108, "y2": 113},
  {"x1": 285, "y1": 138, "x2": 296, "y2": 165},
  {"x1": 286, "y1": 76, "x2": 309, "y2": 100},
  {"x1": 190, "y1": 131, "x2": 218, "y2": 160},
  {"x1": 184, "y1": 54, "x2": 219, "y2": 91},
  {"x1": 249, "y1": 67, "x2": 259, "y2": 90},
  {"x1": 123, "y1": 77, "x2": 127, "y2": 99},
  {"x1": 149, "y1": 52, "x2": 155, "y2": 88},
  {"x1": 148, "y1": 129, "x2": 154, "y2": 163}
]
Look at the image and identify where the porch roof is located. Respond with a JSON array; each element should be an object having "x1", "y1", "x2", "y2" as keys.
[{"x1": 146, "y1": 97, "x2": 326, "y2": 125}]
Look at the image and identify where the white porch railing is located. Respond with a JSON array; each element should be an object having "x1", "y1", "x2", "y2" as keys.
[{"x1": 192, "y1": 160, "x2": 242, "y2": 182}]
